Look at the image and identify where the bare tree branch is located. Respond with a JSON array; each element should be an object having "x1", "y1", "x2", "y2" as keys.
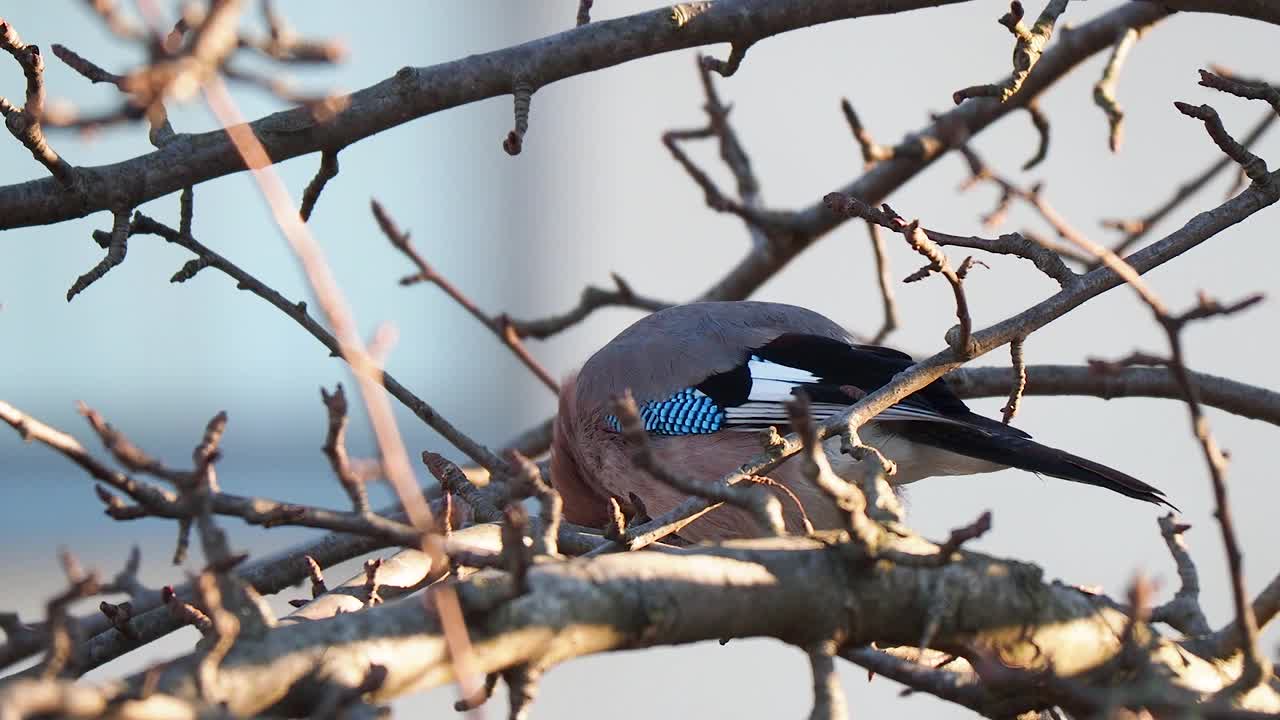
[
  {"x1": 697, "y1": 3, "x2": 1166, "y2": 303},
  {"x1": 372, "y1": 198, "x2": 560, "y2": 394},
  {"x1": 1155, "y1": 0, "x2": 1280, "y2": 26},
  {"x1": 23, "y1": 531, "x2": 1275, "y2": 717},
  {"x1": 123, "y1": 213, "x2": 507, "y2": 474},
  {"x1": 1092, "y1": 28, "x2": 1139, "y2": 152},
  {"x1": 0, "y1": 0, "x2": 980, "y2": 230},
  {"x1": 954, "y1": 0, "x2": 1072, "y2": 104},
  {"x1": 945, "y1": 363, "x2": 1280, "y2": 427},
  {"x1": 0, "y1": 20, "x2": 75, "y2": 186}
]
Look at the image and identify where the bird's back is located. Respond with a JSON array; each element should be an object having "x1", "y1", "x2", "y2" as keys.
[{"x1": 573, "y1": 301, "x2": 856, "y2": 416}]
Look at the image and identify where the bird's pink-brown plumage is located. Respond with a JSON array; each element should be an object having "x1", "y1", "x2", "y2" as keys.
[{"x1": 552, "y1": 302, "x2": 856, "y2": 540}]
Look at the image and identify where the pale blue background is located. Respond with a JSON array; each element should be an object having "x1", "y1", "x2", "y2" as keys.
[{"x1": 1, "y1": 2, "x2": 1277, "y2": 717}]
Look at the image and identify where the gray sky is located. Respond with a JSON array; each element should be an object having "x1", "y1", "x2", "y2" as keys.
[{"x1": 2, "y1": 2, "x2": 1277, "y2": 717}]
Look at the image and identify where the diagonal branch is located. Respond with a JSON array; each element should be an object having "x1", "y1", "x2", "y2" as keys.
[
  {"x1": 616, "y1": 160, "x2": 1279, "y2": 554},
  {"x1": 372, "y1": 198, "x2": 560, "y2": 394},
  {"x1": 697, "y1": 3, "x2": 1166, "y2": 304},
  {"x1": 66, "y1": 207, "x2": 132, "y2": 301},
  {"x1": 1175, "y1": 102, "x2": 1271, "y2": 187},
  {"x1": 1100, "y1": 107, "x2": 1275, "y2": 260},
  {"x1": 123, "y1": 213, "x2": 506, "y2": 474}
]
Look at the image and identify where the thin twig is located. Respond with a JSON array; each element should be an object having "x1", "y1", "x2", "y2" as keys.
[
  {"x1": 42, "y1": 551, "x2": 101, "y2": 678},
  {"x1": 372, "y1": 198, "x2": 560, "y2": 394},
  {"x1": 503, "y1": 78, "x2": 534, "y2": 155},
  {"x1": 701, "y1": 40, "x2": 752, "y2": 78},
  {"x1": 808, "y1": 642, "x2": 848, "y2": 720},
  {"x1": 865, "y1": 221, "x2": 900, "y2": 344},
  {"x1": 1198, "y1": 68, "x2": 1280, "y2": 118},
  {"x1": 576, "y1": 0, "x2": 593, "y2": 26},
  {"x1": 840, "y1": 98, "x2": 922, "y2": 167},
  {"x1": 320, "y1": 383, "x2": 369, "y2": 514},
  {"x1": 1099, "y1": 106, "x2": 1275, "y2": 260},
  {"x1": 299, "y1": 149, "x2": 339, "y2": 222},
  {"x1": 1092, "y1": 28, "x2": 1138, "y2": 152},
  {"x1": 0, "y1": 20, "x2": 76, "y2": 185},
  {"x1": 1149, "y1": 514, "x2": 1211, "y2": 637},
  {"x1": 825, "y1": 195, "x2": 982, "y2": 356},
  {"x1": 505, "y1": 273, "x2": 670, "y2": 340},
  {"x1": 505, "y1": 449, "x2": 562, "y2": 557},
  {"x1": 1022, "y1": 101, "x2": 1050, "y2": 170},
  {"x1": 954, "y1": 0, "x2": 1072, "y2": 104},
  {"x1": 956, "y1": 144, "x2": 1095, "y2": 267},
  {"x1": 67, "y1": 207, "x2": 132, "y2": 301},
  {"x1": 784, "y1": 393, "x2": 876, "y2": 544},
  {"x1": 1175, "y1": 102, "x2": 1270, "y2": 187},
  {"x1": 124, "y1": 213, "x2": 506, "y2": 474},
  {"x1": 826, "y1": 191, "x2": 1079, "y2": 289},
  {"x1": 1001, "y1": 338, "x2": 1027, "y2": 423}
]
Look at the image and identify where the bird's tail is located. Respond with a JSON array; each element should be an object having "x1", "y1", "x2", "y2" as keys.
[
  {"x1": 995, "y1": 436, "x2": 1174, "y2": 509},
  {"x1": 967, "y1": 435, "x2": 1174, "y2": 508},
  {"x1": 905, "y1": 417, "x2": 1175, "y2": 509}
]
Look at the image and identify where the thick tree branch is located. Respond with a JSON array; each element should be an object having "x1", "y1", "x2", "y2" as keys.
[
  {"x1": 36, "y1": 533, "x2": 1279, "y2": 718},
  {"x1": 0, "y1": 0, "x2": 976, "y2": 230},
  {"x1": 1154, "y1": 0, "x2": 1280, "y2": 26},
  {"x1": 944, "y1": 363, "x2": 1280, "y2": 427}
]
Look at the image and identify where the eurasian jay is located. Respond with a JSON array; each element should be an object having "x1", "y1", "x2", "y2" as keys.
[{"x1": 551, "y1": 301, "x2": 1171, "y2": 541}]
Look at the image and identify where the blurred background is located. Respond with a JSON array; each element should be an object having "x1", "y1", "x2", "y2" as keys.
[{"x1": 1, "y1": 2, "x2": 1276, "y2": 717}]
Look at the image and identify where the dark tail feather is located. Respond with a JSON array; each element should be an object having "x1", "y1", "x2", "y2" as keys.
[
  {"x1": 903, "y1": 419, "x2": 1176, "y2": 509},
  {"x1": 997, "y1": 437, "x2": 1176, "y2": 510}
]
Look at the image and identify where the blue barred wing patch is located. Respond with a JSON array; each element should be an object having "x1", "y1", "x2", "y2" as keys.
[{"x1": 606, "y1": 387, "x2": 726, "y2": 435}]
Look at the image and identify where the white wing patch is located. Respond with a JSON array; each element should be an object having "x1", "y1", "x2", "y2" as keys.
[
  {"x1": 745, "y1": 357, "x2": 819, "y2": 402},
  {"x1": 724, "y1": 357, "x2": 981, "y2": 431}
]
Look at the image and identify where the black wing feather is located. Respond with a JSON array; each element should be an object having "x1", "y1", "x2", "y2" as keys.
[
  {"x1": 687, "y1": 333, "x2": 1170, "y2": 507},
  {"x1": 756, "y1": 334, "x2": 982, "y2": 420}
]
